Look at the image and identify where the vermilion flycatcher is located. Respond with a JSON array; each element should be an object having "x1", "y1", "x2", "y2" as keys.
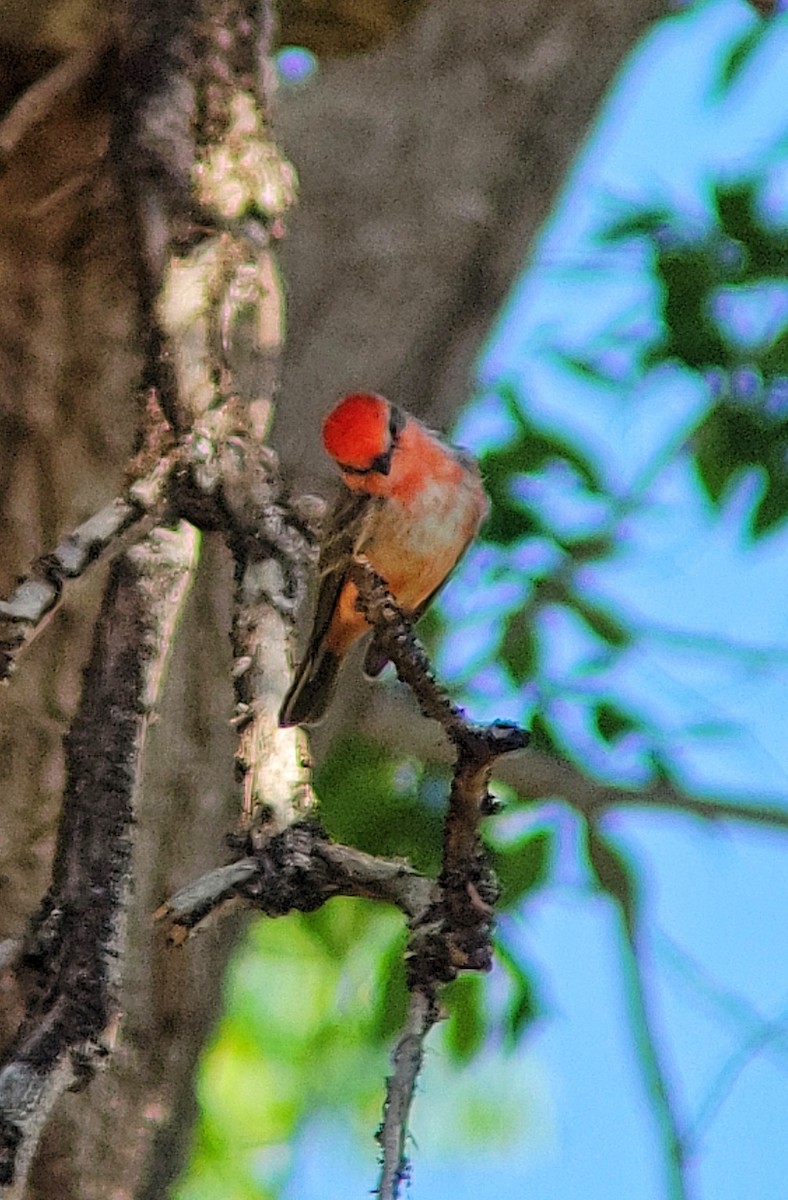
[{"x1": 279, "y1": 392, "x2": 488, "y2": 726}]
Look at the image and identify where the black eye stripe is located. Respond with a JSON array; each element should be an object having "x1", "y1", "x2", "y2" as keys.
[
  {"x1": 388, "y1": 404, "x2": 406, "y2": 443},
  {"x1": 339, "y1": 450, "x2": 392, "y2": 476},
  {"x1": 338, "y1": 461, "x2": 376, "y2": 476}
]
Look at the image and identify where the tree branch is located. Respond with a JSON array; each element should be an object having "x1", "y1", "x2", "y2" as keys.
[
  {"x1": 376, "y1": 988, "x2": 437, "y2": 1200},
  {"x1": 157, "y1": 825, "x2": 436, "y2": 940},
  {"x1": 617, "y1": 916, "x2": 689, "y2": 1200},
  {"x1": 348, "y1": 562, "x2": 527, "y2": 1197},
  {"x1": 360, "y1": 691, "x2": 788, "y2": 833},
  {"x1": 0, "y1": 524, "x2": 198, "y2": 1197},
  {"x1": 156, "y1": 558, "x2": 527, "y2": 1199},
  {"x1": 0, "y1": 405, "x2": 178, "y2": 678}
]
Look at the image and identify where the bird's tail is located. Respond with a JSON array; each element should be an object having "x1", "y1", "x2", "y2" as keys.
[{"x1": 279, "y1": 647, "x2": 342, "y2": 727}]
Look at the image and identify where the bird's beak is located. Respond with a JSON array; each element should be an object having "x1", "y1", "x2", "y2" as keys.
[{"x1": 370, "y1": 449, "x2": 393, "y2": 475}]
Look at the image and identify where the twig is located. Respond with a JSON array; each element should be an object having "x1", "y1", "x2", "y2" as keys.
[
  {"x1": 157, "y1": 826, "x2": 436, "y2": 941},
  {"x1": 0, "y1": 498, "x2": 147, "y2": 678},
  {"x1": 0, "y1": 524, "x2": 198, "y2": 1196},
  {"x1": 154, "y1": 559, "x2": 527, "y2": 1198},
  {"x1": 688, "y1": 1006, "x2": 788, "y2": 1145},
  {"x1": 360, "y1": 691, "x2": 788, "y2": 833},
  {"x1": 376, "y1": 988, "x2": 438, "y2": 1200},
  {"x1": 656, "y1": 932, "x2": 788, "y2": 1145},
  {"x1": 0, "y1": 47, "x2": 103, "y2": 159},
  {"x1": 599, "y1": 862, "x2": 689, "y2": 1200},
  {"x1": 0, "y1": 422, "x2": 178, "y2": 679},
  {"x1": 347, "y1": 560, "x2": 472, "y2": 737},
  {"x1": 618, "y1": 918, "x2": 689, "y2": 1200},
  {"x1": 349, "y1": 561, "x2": 528, "y2": 1196}
]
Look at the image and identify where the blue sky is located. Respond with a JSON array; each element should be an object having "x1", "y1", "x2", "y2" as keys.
[{"x1": 286, "y1": 3, "x2": 788, "y2": 1198}]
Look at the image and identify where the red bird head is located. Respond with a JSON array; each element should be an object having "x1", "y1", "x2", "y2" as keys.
[{"x1": 322, "y1": 393, "x2": 403, "y2": 476}]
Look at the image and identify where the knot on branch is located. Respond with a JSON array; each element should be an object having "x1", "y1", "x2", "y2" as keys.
[
  {"x1": 450, "y1": 719, "x2": 529, "y2": 764},
  {"x1": 158, "y1": 825, "x2": 436, "y2": 940},
  {"x1": 234, "y1": 821, "x2": 335, "y2": 915},
  {"x1": 407, "y1": 857, "x2": 500, "y2": 988}
]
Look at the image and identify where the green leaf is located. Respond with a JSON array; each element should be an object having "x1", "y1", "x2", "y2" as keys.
[
  {"x1": 500, "y1": 607, "x2": 537, "y2": 682},
  {"x1": 693, "y1": 411, "x2": 733, "y2": 502},
  {"x1": 656, "y1": 246, "x2": 732, "y2": 369},
  {"x1": 598, "y1": 209, "x2": 670, "y2": 243},
  {"x1": 692, "y1": 403, "x2": 785, "y2": 519},
  {"x1": 493, "y1": 386, "x2": 606, "y2": 492},
  {"x1": 493, "y1": 829, "x2": 553, "y2": 906},
  {"x1": 573, "y1": 597, "x2": 632, "y2": 648},
  {"x1": 752, "y1": 465, "x2": 788, "y2": 536},
  {"x1": 584, "y1": 823, "x2": 638, "y2": 935},
  {"x1": 594, "y1": 702, "x2": 639, "y2": 744},
  {"x1": 715, "y1": 181, "x2": 788, "y2": 279},
  {"x1": 527, "y1": 712, "x2": 559, "y2": 755},
  {"x1": 759, "y1": 329, "x2": 788, "y2": 376},
  {"x1": 481, "y1": 448, "x2": 535, "y2": 546},
  {"x1": 444, "y1": 975, "x2": 487, "y2": 1063},
  {"x1": 713, "y1": 25, "x2": 768, "y2": 97},
  {"x1": 496, "y1": 940, "x2": 542, "y2": 1046},
  {"x1": 561, "y1": 533, "x2": 616, "y2": 564},
  {"x1": 506, "y1": 973, "x2": 540, "y2": 1044}
]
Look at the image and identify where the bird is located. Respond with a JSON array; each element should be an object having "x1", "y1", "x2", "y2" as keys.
[{"x1": 279, "y1": 392, "x2": 488, "y2": 726}]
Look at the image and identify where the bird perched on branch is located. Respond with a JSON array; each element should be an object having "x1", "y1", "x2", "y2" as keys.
[{"x1": 279, "y1": 392, "x2": 488, "y2": 727}]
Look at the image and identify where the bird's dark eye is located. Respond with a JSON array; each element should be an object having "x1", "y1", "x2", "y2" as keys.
[{"x1": 388, "y1": 404, "x2": 406, "y2": 445}]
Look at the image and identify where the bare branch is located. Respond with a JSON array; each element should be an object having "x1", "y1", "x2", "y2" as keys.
[
  {"x1": 0, "y1": 499, "x2": 151, "y2": 680},
  {"x1": 0, "y1": 400, "x2": 179, "y2": 679},
  {"x1": 0, "y1": 524, "x2": 198, "y2": 1197},
  {"x1": 157, "y1": 826, "x2": 436, "y2": 940},
  {"x1": 155, "y1": 558, "x2": 527, "y2": 1197},
  {"x1": 376, "y1": 988, "x2": 439, "y2": 1200},
  {"x1": 229, "y1": 516, "x2": 317, "y2": 840},
  {"x1": 360, "y1": 691, "x2": 788, "y2": 833},
  {"x1": 0, "y1": 48, "x2": 104, "y2": 160},
  {"x1": 588, "y1": 819, "x2": 689, "y2": 1200},
  {"x1": 348, "y1": 561, "x2": 527, "y2": 1196},
  {"x1": 618, "y1": 916, "x2": 689, "y2": 1200},
  {"x1": 689, "y1": 1009, "x2": 788, "y2": 1145}
]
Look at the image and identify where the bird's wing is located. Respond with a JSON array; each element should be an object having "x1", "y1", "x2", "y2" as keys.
[{"x1": 304, "y1": 485, "x2": 382, "y2": 653}]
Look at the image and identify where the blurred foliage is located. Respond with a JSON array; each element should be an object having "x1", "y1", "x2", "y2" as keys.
[
  {"x1": 435, "y1": 380, "x2": 659, "y2": 784},
  {"x1": 600, "y1": 178, "x2": 788, "y2": 536},
  {"x1": 582, "y1": 820, "x2": 639, "y2": 938},
  {"x1": 175, "y1": 901, "x2": 404, "y2": 1200},
  {"x1": 314, "y1": 733, "x2": 444, "y2": 874},
  {"x1": 433, "y1": 167, "x2": 788, "y2": 793}
]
